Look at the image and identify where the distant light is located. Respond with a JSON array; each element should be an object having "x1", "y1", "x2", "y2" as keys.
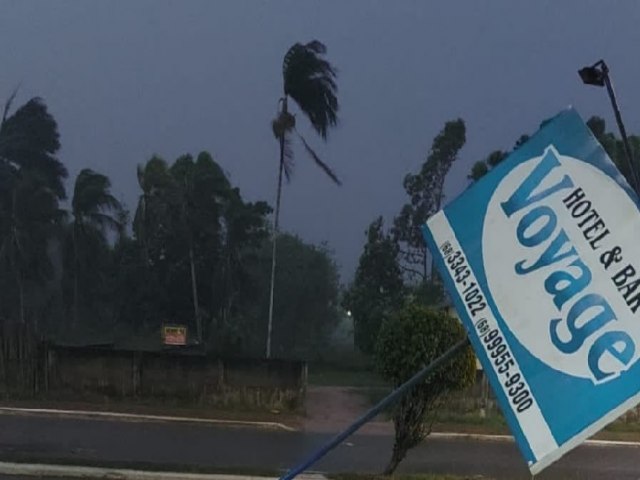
[{"x1": 346, "y1": 310, "x2": 352, "y2": 317}]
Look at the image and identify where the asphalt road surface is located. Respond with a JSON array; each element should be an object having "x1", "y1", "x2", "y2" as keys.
[{"x1": 0, "y1": 414, "x2": 638, "y2": 479}]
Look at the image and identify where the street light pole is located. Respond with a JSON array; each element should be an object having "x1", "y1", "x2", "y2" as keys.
[
  {"x1": 603, "y1": 72, "x2": 640, "y2": 195},
  {"x1": 579, "y1": 59, "x2": 640, "y2": 195}
]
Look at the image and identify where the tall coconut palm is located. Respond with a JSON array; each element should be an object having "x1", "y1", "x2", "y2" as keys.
[
  {"x1": 266, "y1": 40, "x2": 340, "y2": 358},
  {"x1": 67, "y1": 169, "x2": 123, "y2": 324},
  {"x1": 134, "y1": 157, "x2": 172, "y2": 260},
  {"x1": 169, "y1": 152, "x2": 231, "y2": 344},
  {"x1": 0, "y1": 93, "x2": 67, "y2": 325},
  {"x1": 134, "y1": 153, "x2": 231, "y2": 344}
]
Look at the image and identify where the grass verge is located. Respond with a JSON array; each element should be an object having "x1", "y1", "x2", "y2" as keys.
[
  {"x1": 354, "y1": 386, "x2": 640, "y2": 441},
  {"x1": 330, "y1": 474, "x2": 493, "y2": 480},
  {"x1": 432, "y1": 412, "x2": 508, "y2": 436}
]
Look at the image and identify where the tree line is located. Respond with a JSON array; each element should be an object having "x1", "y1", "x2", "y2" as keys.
[
  {"x1": 0, "y1": 93, "x2": 341, "y2": 361},
  {"x1": 346, "y1": 113, "x2": 638, "y2": 357}
]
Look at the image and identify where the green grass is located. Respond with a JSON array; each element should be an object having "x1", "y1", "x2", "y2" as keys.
[
  {"x1": 330, "y1": 474, "x2": 493, "y2": 480},
  {"x1": 432, "y1": 410, "x2": 508, "y2": 435},
  {"x1": 431, "y1": 409, "x2": 640, "y2": 441},
  {"x1": 603, "y1": 418, "x2": 640, "y2": 433},
  {"x1": 433, "y1": 407, "x2": 640, "y2": 439},
  {"x1": 592, "y1": 418, "x2": 640, "y2": 441},
  {"x1": 355, "y1": 385, "x2": 640, "y2": 441}
]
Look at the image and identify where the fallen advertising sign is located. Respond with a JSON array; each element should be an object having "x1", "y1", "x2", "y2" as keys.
[{"x1": 422, "y1": 108, "x2": 640, "y2": 474}]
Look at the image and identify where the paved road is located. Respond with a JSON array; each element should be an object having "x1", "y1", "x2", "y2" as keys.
[{"x1": 0, "y1": 414, "x2": 638, "y2": 479}]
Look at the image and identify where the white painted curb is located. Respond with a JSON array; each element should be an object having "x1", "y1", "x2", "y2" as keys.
[
  {"x1": 0, "y1": 462, "x2": 326, "y2": 480},
  {"x1": 431, "y1": 432, "x2": 514, "y2": 442},
  {"x1": 431, "y1": 431, "x2": 640, "y2": 448},
  {"x1": 0, "y1": 407, "x2": 295, "y2": 432}
]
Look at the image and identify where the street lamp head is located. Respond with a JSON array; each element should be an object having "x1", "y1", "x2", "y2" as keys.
[
  {"x1": 577, "y1": 59, "x2": 640, "y2": 195},
  {"x1": 578, "y1": 60, "x2": 608, "y2": 87}
]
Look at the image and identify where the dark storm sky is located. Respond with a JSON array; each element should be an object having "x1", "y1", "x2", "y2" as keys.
[{"x1": 2, "y1": 1, "x2": 640, "y2": 281}]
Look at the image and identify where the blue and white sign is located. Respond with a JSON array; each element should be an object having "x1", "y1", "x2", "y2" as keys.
[{"x1": 422, "y1": 108, "x2": 640, "y2": 474}]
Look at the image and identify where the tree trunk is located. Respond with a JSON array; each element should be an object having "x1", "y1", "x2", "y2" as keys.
[
  {"x1": 423, "y1": 249, "x2": 428, "y2": 281},
  {"x1": 384, "y1": 404, "x2": 412, "y2": 475},
  {"x1": 383, "y1": 445, "x2": 406, "y2": 475},
  {"x1": 189, "y1": 245, "x2": 201, "y2": 344},
  {"x1": 429, "y1": 185, "x2": 445, "y2": 281},
  {"x1": 10, "y1": 234, "x2": 25, "y2": 325},
  {"x1": 383, "y1": 389, "x2": 439, "y2": 475},
  {"x1": 223, "y1": 251, "x2": 232, "y2": 328},
  {"x1": 10, "y1": 189, "x2": 25, "y2": 325},
  {"x1": 73, "y1": 227, "x2": 79, "y2": 326},
  {"x1": 266, "y1": 98, "x2": 287, "y2": 359},
  {"x1": 16, "y1": 268, "x2": 24, "y2": 325}
]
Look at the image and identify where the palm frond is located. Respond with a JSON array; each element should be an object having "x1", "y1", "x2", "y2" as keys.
[
  {"x1": 139, "y1": 156, "x2": 171, "y2": 193},
  {"x1": 19, "y1": 152, "x2": 68, "y2": 199},
  {"x1": 283, "y1": 40, "x2": 338, "y2": 139},
  {"x1": 0, "y1": 97, "x2": 60, "y2": 154},
  {"x1": 1, "y1": 87, "x2": 19, "y2": 126},
  {"x1": 72, "y1": 169, "x2": 123, "y2": 235},
  {"x1": 132, "y1": 195, "x2": 146, "y2": 242},
  {"x1": 296, "y1": 131, "x2": 341, "y2": 185},
  {"x1": 304, "y1": 40, "x2": 327, "y2": 55},
  {"x1": 136, "y1": 164, "x2": 146, "y2": 191},
  {"x1": 55, "y1": 207, "x2": 70, "y2": 224},
  {"x1": 87, "y1": 212, "x2": 124, "y2": 234},
  {"x1": 0, "y1": 96, "x2": 67, "y2": 199}
]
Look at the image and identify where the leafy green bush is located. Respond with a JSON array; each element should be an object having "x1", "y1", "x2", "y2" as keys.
[{"x1": 375, "y1": 304, "x2": 475, "y2": 474}]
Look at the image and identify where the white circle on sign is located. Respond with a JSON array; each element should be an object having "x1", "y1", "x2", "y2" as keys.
[{"x1": 482, "y1": 146, "x2": 640, "y2": 383}]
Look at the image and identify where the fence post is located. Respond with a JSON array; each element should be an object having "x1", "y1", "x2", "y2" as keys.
[
  {"x1": 217, "y1": 358, "x2": 224, "y2": 389},
  {"x1": 132, "y1": 352, "x2": 141, "y2": 397}
]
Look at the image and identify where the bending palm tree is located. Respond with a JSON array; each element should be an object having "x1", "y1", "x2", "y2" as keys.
[
  {"x1": 267, "y1": 40, "x2": 340, "y2": 358},
  {"x1": 0, "y1": 93, "x2": 67, "y2": 325},
  {"x1": 68, "y1": 169, "x2": 123, "y2": 325}
]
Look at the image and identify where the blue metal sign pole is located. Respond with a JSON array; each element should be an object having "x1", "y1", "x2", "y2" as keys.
[{"x1": 279, "y1": 337, "x2": 470, "y2": 480}]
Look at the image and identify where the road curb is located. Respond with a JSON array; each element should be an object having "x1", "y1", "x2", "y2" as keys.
[
  {"x1": 431, "y1": 431, "x2": 640, "y2": 447},
  {"x1": 0, "y1": 407, "x2": 296, "y2": 432},
  {"x1": 0, "y1": 461, "x2": 327, "y2": 480}
]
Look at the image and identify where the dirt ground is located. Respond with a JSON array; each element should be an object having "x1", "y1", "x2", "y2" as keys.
[{"x1": 303, "y1": 386, "x2": 392, "y2": 434}]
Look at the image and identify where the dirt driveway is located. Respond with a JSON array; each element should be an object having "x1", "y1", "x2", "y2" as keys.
[{"x1": 303, "y1": 386, "x2": 392, "y2": 434}]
